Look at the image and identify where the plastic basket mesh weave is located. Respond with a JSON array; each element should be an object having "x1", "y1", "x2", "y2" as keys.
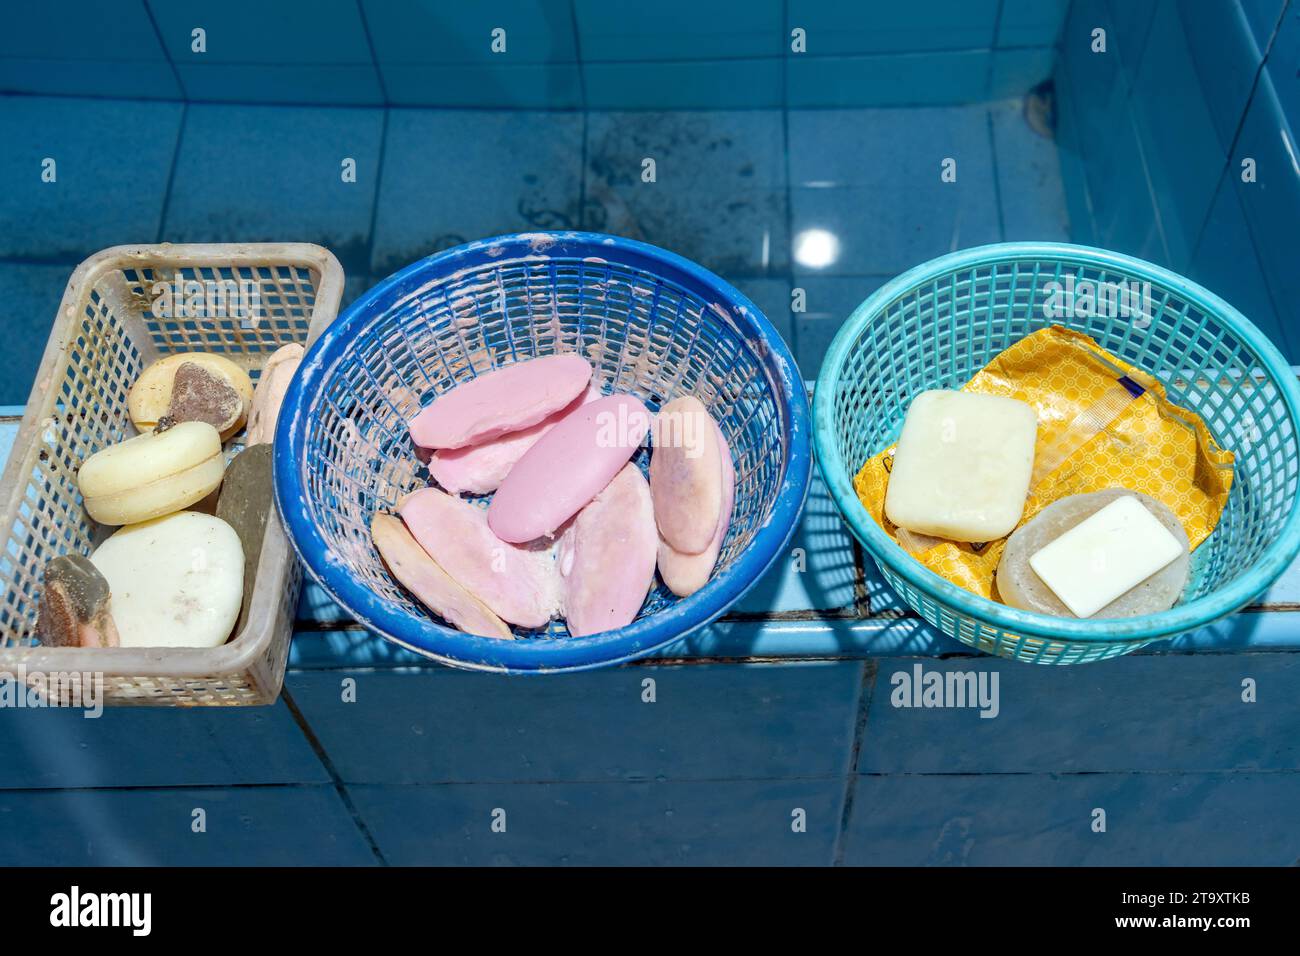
[
  {"x1": 815, "y1": 242, "x2": 1300, "y2": 664},
  {"x1": 276, "y1": 232, "x2": 811, "y2": 672},
  {"x1": 0, "y1": 244, "x2": 342, "y2": 704}
]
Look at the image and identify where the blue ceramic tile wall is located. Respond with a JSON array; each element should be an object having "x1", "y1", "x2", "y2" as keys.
[
  {"x1": 161, "y1": 104, "x2": 384, "y2": 273},
  {"x1": 1130, "y1": 1, "x2": 1225, "y2": 271},
  {"x1": 1231, "y1": 68, "x2": 1300, "y2": 355},
  {"x1": 0, "y1": 0, "x2": 179, "y2": 100},
  {"x1": 583, "y1": 110, "x2": 788, "y2": 277},
  {"x1": 1265, "y1": 3, "x2": 1300, "y2": 131},
  {"x1": 0, "y1": 89, "x2": 1077, "y2": 399},
  {"x1": 149, "y1": 0, "x2": 384, "y2": 105},
  {"x1": 364, "y1": 0, "x2": 581, "y2": 108},
  {"x1": 0, "y1": 0, "x2": 1066, "y2": 110},
  {"x1": 0, "y1": 96, "x2": 182, "y2": 259},
  {"x1": 997, "y1": 0, "x2": 1071, "y2": 48},
  {"x1": 1057, "y1": 0, "x2": 1300, "y2": 362},
  {"x1": 575, "y1": 0, "x2": 782, "y2": 59},
  {"x1": 1241, "y1": 0, "x2": 1289, "y2": 49},
  {"x1": 369, "y1": 109, "x2": 584, "y2": 276},
  {"x1": 787, "y1": 0, "x2": 999, "y2": 54}
]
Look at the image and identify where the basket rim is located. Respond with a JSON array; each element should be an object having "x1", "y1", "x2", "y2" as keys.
[
  {"x1": 0, "y1": 241, "x2": 343, "y2": 686},
  {"x1": 274, "y1": 230, "x2": 812, "y2": 672},
  {"x1": 812, "y1": 240, "x2": 1300, "y2": 645}
]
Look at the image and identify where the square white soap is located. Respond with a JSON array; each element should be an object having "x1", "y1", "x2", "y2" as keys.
[
  {"x1": 884, "y1": 390, "x2": 1038, "y2": 542},
  {"x1": 1028, "y1": 494, "x2": 1185, "y2": 618}
]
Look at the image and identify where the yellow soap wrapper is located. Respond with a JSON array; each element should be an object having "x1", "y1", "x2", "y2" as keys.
[{"x1": 852, "y1": 325, "x2": 1235, "y2": 601}]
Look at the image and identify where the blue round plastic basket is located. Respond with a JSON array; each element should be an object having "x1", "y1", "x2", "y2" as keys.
[
  {"x1": 814, "y1": 242, "x2": 1300, "y2": 664},
  {"x1": 275, "y1": 232, "x2": 811, "y2": 672}
]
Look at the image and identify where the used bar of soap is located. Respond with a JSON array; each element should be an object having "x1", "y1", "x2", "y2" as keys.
[
  {"x1": 371, "y1": 513, "x2": 512, "y2": 639},
  {"x1": 560, "y1": 463, "x2": 658, "y2": 637},
  {"x1": 658, "y1": 421, "x2": 735, "y2": 597},
  {"x1": 78, "y1": 420, "x2": 225, "y2": 526},
  {"x1": 245, "y1": 343, "x2": 304, "y2": 446},
  {"x1": 998, "y1": 489, "x2": 1190, "y2": 618},
  {"x1": 408, "y1": 354, "x2": 593, "y2": 450},
  {"x1": 216, "y1": 444, "x2": 274, "y2": 635},
  {"x1": 1027, "y1": 493, "x2": 1186, "y2": 618},
  {"x1": 89, "y1": 511, "x2": 244, "y2": 648},
  {"x1": 429, "y1": 385, "x2": 601, "y2": 496},
  {"x1": 649, "y1": 395, "x2": 723, "y2": 554},
  {"x1": 884, "y1": 389, "x2": 1038, "y2": 542},
  {"x1": 37, "y1": 554, "x2": 121, "y2": 648},
  {"x1": 128, "y1": 352, "x2": 253, "y2": 440},
  {"x1": 488, "y1": 393, "x2": 651, "y2": 544},
  {"x1": 399, "y1": 487, "x2": 561, "y2": 629}
]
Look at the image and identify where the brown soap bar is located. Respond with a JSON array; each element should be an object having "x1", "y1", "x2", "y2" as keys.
[
  {"x1": 216, "y1": 443, "x2": 274, "y2": 634},
  {"x1": 37, "y1": 554, "x2": 121, "y2": 648},
  {"x1": 168, "y1": 361, "x2": 244, "y2": 435}
]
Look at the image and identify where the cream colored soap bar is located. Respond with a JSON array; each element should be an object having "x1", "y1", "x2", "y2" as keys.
[
  {"x1": 998, "y1": 489, "x2": 1190, "y2": 618},
  {"x1": 1028, "y1": 494, "x2": 1185, "y2": 618},
  {"x1": 884, "y1": 390, "x2": 1038, "y2": 542},
  {"x1": 90, "y1": 511, "x2": 244, "y2": 648},
  {"x1": 78, "y1": 420, "x2": 225, "y2": 526}
]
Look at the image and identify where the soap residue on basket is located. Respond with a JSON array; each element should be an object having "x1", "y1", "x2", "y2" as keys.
[{"x1": 516, "y1": 233, "x2": 558, "y2": 254}]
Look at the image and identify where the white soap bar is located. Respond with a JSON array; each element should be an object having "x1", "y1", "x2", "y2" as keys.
[
  {"x1": 90, "y1": 511, "x2": 245, "y2": 648},
  {"x1": 884, "y1": 390, "x2": 1038, "y2": 542},
  {"x1": 1028, "y1": 494, "x2": 1185, "y2": 618}
]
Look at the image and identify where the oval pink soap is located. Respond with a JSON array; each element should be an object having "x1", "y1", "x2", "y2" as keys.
[
  {"x1": 429, "y1": 385, "x2": 601, "y2": 496},
  {"x1": 488, "y1": 393, "x2": 651, "y2": 544},
  {"x1": 658, "y1": 422, "x2": 735, "y2": 597},
  {"x1": 560, "y1": 463, "x2": 658, "y2": 637},
  {"x1": 398, "y1": 488, "x2": 561, "y2": 629},
  {"x1": 408, "y1": 354, "x2": 592, "y2": 450}
]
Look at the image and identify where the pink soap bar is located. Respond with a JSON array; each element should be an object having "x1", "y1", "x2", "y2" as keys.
[
  {"x1": 649, "y1": 395, "x2": 724, "y2": 554},
  {"x1": 409, "y1": 354, "x2": 592, "y2": 450},
  {"x1": 560, "y1": 463, "x2": 658, "y2": 637},
  {"x1": 658, "y1": 423, "x2": 735, "y2": 597},
  {"x1": 399, "y1": 487, "x2": 561, "y2": 629},
  {"x1": 371, "y1": 514, "x2": 512, "y2": 639},
  {"x1": 429, "y1": 385, "x2": 601, "y2": 495},
  {"x1": 488, "y1": 393, "x2": 651, "y2": 544}
]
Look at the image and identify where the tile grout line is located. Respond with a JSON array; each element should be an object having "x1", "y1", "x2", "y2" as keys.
[
  {"x1": 987, "y1": 107, "x2": 1006, "y2": 242},
  {"x1": 1178, "y1": 9, "x2": 1295, "y2": 355},
  {"x1": 141, "y1": 0, "x2": 187, "y2": 100},
  {"x1": 153, "y1": 101, "x2": 188, "y2": 244},
  {"x1": 279, "y1": 683, "x2": 390, "y2": 865},
  {"x1": 1182, "y1": 3, "x2": 1270, "y2": 268},
  {"x1": 780, "y1": 0, "x2": 797, "y2": 356},
  {"x1": 354, "y1": 0, "x2": 390, "y2": 105},
  {"x1": 569, "y1": 0, "x2": 590, "y2": 229},
  {"x1": 832, "y1": 659, "x2": 876, "y2": 865},
  {"x1": 11, "y1": 765, "x2": 1300, "y2": 799},
  {"x1": 362, "y1": 107, "x2": 391, "y2": 278},
  {"x1": 984, "y1": 0, "x2": 1005, "y2": 99}
]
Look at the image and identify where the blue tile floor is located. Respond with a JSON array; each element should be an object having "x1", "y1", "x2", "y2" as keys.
[
  {"x1": 3, "y1": 94, "x2": 1300, "y2": 866},
  {"x1": 0, "y1": 95, "x2": 1077, "y2": 404}
]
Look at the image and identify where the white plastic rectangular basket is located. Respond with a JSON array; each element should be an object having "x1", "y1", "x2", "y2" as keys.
[{"x1": 0, "y1": 243, "x2": 344, "y2": 706}]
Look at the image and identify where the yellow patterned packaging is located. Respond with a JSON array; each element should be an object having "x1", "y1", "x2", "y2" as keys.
[{"x1": 852, "y1": 325, "x2": 1235, "y2": 601}]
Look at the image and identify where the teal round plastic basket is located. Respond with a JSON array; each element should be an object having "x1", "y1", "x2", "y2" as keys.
[{"x1": 814, "y1": 242, "x2": 1300, "y2": 664}]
